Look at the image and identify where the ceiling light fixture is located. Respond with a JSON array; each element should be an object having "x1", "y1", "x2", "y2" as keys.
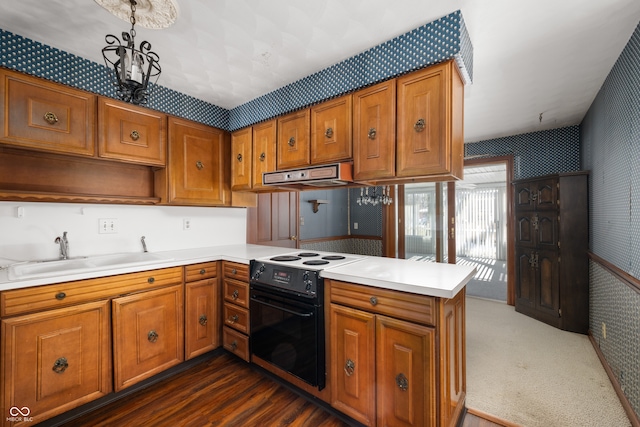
[
  {"x1": 101, "y1": 0, "x2": 161, "y2": 105},
  {"x1": 357, "y1": 186, "x2": 393, "y2": 207}
]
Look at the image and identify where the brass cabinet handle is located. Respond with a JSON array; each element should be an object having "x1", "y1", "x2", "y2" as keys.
[
  {"x1": 148, "y1": 330, "x2": 159, "y2": 343},
  {"x1": 396, "y1": 373, "x2": 409, "y2": 391},
  {"x1": 55, "y1": 292, "x2": 66, "y2": 300},
  {"x1": 231, "y1": 268, "x2": 237, "y2": 275},
  {"x1": 290, "y1": 235, "x2": 297, "y2": 241},
  {"x1": 259, "y1": 152, "x2": 266, "y2": 161},
  {"x1": 52, "y1": 357, "x2": 68, "y2": 374},
  {"x1": 369, "y1": 296, "x2": 378, "y2": 306},
  {"x1": 130, "y1": 130, "x2": 140, "y2": 141},
  {"x1": 228, "y1": 314, "x2": 239, "y2": 323},
  {"x1": 237, "y1": 153, "x2": 243, "y2": 162},
  {"x1": 147, "y1": 277, "x2": 155, "y2": 284},
  {"x1": 325, "y1": 127, "x2": 334, "y2": 138},
  {"x1": 232, "y1": 289, "x2": 239, "y2": 300},
  {"x1": 43, "y1": 112, "x2": 58, "y2": 125},
  {"x1": 196, "y1": 161, "x2": 204, "y2": 170},
  {"x1": 199, "y1": 268, "x2": 206, "y2": 275},
  {"x1": 414, "y1": 118, "x2": 426, "y2": 132},
  {"x1": 368, "y1": 127, "x2": 377, "y2": 140},
  {"x1": 344, "y1": 359, "x2": 355, "y2": 376},
  {"x1": 288, "y1": 137, "x2": 295, "y2": 147},
  {"x1": 231, "y1": 340, "x2": 238, "y2": 351},
  {"x1": 199, "y1": 314, "x2": 208, "y2": 326}
]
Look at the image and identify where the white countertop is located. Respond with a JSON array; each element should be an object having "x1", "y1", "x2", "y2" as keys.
[{"x1": 0, "y1": 245, "x2": 475, "y2": 298}]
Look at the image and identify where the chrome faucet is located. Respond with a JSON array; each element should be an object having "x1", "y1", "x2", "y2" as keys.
[
  {"x1": 141, "y1": 236, "x2": 148, "y2": 253},
  {"x1": 55, "y1": 231, "x2": 69, "y2": 260}
]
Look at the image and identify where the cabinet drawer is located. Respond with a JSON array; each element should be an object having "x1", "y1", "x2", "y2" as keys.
[
  {"x1": 223, "y1": 326, "x2": 250, "y2": 362},
  {"x1": 223, "y1": 302, "x2": 249, "y2": 334},
  {"x1": 0, "y1": 267, "x2": 183, "y2": 317},
  {"x1": 184, "y1": 261, "x2": 218, "y2": 282},
  {"x1": 223, "y1": 278, "x2": 249, "y2": 308},
  {"x1": 329, "y1": 280, "x2": 435, "y2": 326},
  {"x1": 0, "y1": 69, "x2": 96, "y2": 157},
  {"x1": 223, "y1": 262, "x2": 249, "y2": 282}
]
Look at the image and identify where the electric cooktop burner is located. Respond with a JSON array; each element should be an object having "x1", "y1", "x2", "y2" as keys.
[
  {"x1": 322, "y1": 255, "x2": 345, "y2": 260},
  {"x1": 298, "y1": 252, "x2": 319, "y2": 257},
  {"x1": 303, "y1": 260, "x2": 330, "y2": 266},
  {"x1": 270, "y1": 255, "x2": 301, "y2": 262}
]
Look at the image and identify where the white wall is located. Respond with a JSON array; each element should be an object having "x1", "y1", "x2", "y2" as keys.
[{"x1": 0, "y1": 202, "x2": 247, "y2": 262}]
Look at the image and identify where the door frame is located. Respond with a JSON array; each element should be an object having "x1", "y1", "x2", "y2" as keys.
[{"x1": 463, "y1": 155, "x2": 515, "y2": 306}]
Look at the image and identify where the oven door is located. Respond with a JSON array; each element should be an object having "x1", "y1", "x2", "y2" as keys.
[{"x1": 250, "y1": 285, "x2": 325, "y2": 390}]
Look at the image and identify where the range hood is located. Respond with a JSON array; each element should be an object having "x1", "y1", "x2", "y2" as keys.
[{"x1": 263, "y1": 162, "x2": 353, "y2": 188}]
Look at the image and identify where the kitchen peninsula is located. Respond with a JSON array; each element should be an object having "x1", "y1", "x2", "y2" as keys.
[{"x1": 0, "y1": 244, "x2": 474, "y2": 427}]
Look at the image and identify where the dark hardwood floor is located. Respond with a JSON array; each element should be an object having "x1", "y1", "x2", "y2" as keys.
[{"x1": 47, "y1": 351, "x2": 504, "y2": 427}]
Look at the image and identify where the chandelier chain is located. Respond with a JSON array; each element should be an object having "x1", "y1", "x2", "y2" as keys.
[{"x1": 130, "y1": 0, "x2": 137, "y2": 37}]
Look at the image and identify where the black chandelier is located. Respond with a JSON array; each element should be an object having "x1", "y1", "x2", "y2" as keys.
[{"x1": 102, "y1": 0, "x2": 161, "y2": 105}]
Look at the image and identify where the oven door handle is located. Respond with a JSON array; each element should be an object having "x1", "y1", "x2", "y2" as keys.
[{"x1": 251, "y1": 295, "x2": 314, "y2": 318}]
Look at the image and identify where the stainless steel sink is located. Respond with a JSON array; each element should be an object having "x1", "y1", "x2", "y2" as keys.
[{"x1": 7, "y1": 252, "x2": 174, "y2": 281}]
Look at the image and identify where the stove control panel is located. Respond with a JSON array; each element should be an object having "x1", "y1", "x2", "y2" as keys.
[{"x1": 250, "y1": 261, "x2": 321, "y2": 298}]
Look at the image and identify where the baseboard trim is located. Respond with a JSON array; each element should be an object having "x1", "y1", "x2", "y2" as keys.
[
  {"x1": 465, "y1": 407, "x2": 522, "y2": 427},
  {"x1": 588, "y1": 332, "x2": 640, "y2": 427}
]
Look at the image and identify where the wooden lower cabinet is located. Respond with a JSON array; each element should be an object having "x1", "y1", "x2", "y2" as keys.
[
  {"x1": 184, "y1": 262, "x2": 221, "y2": 360},
  {"x1": 221, "y1": 261, "x2": 251, "y2": 362},
  {"x1": 329, "y1": 280, "x2": 465, "y2": 427},
  {"x1": 1, "y1": 300, "x2": 111, "y2": 427},
  {"x1": 330, "y1": 305, "x2": 436, "y2": 427},
  {"x1": 112, "y1": 284, "x2": 184, "y2": 392}
]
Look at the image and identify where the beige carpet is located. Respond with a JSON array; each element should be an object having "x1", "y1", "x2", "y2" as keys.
[{"x1": 465, "y1": 297, "x2": 631, "y2": 427}]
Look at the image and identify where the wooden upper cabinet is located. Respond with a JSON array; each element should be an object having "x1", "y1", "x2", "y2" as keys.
[
  {"x1": 311, "y1": 94, "x2": 352, "y2": 165},
  {"x1": 252, "y1": 120, "x2": 277, "y2": 190},
  {"x1": 277, "y1": 109, "x2": 310, "y2": 170},
  {"x1": 97, "y1": 97, "x2": 166, "y2": 166},
  {"x1": 166, "y1": 117, "x2": 231, "y2": 206},
  {"x1": 397, "y1": 60, "x2": 463, "y2": 180},
  {"x1": 231, "y1": 127, "x2": 252, "y2": 191},
  {"x1": 0, "y1": 68, "x2": 96, "y2": 157},
  {"x1": 353, "y1": 80, "x2": 396, "y2": 180}
]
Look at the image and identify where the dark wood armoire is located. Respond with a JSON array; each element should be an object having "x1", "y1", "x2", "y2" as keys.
[{"x1": 514, "y1": 171, "x2": 589, "y2": 333}]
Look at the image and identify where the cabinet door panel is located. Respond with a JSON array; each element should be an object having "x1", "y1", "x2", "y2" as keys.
[
  {"x1": 397, "y1": 66, "x2": 447, "y2": 177},
  {"x1": 98, "y1": 97, "x2": 166, "y2": 166},
  {"x1": 0, "y1": 69, "x2": 96, "y2": 157},
  {"x1": 353, "y1": 80, "x2": 396, "y2": 180},
  {"x1": 277, "y1": 110, "x2": 310, "y2": 169},
  {"x1": 185, "y1": 278, "x2": 220, "y2": 360},
  {"x1": 376, "y1": 315, "x2": 436, "y2": 427},
  {"x1": 515, "y1": 214, "x2": 534, "y2": 247},
  {"x1": 1, "y1": 300, "x2": 111, "y2": 425},
  {"x1": 330, "y1": 304, "x2": 375, "y2": 426},
  {"x1": 536, "y1": 178, "x2": 558, "y2": 209},
  {"x1": 231, "y1": 127, "x2": 252, "y2": 191},
  {"x1": 537, "y1": 250, "x2": 560, "y2": 318},
  {"x1": 168, "y1": 117, "x2": 230, "y2": 206},
  {"x1": 112, "y1": 284, "x2": 184, "y2": 391},
  {"x1": 311, "y1": 95, "x2": 352, "y2": 164},
  {"x1": 252, "y1": 120, "x2": 277, "y2": 190},
  {"x1": 537, "y1": 213, "x2": 558, "y2": 248},
  {"x1": 515, "y1": 249, "x2": 536, "y2": 308}
]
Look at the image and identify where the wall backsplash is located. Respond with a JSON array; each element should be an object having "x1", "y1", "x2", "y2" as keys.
[
  {"x1": 581, "y1": 19, "x2": 640, "y2": 419},
  {"x1": 0, "y1": 202, "x2": 247, "y2": 263}
]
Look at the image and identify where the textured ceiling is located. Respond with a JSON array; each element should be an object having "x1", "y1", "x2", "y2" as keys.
[{"x1": 1, "y1": 0, "x2": 640, "y2": 143}]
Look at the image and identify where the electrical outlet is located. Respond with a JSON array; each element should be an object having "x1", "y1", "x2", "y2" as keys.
[
  {"x1": 183, "y1": 218, "x2": 191, "y2": 230},
  {"x1": 354, "y1": 222, "x2": 359, "y2": 230},
  {"x1": 602, "y1": 322, "x2": 607, "y2": 339},
  {"x1": 300, "y1": 216, "x2": 305, "y2": 226},
  {"x1": 99, "y1": 218, "x2": 118, "y2": 234}
]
